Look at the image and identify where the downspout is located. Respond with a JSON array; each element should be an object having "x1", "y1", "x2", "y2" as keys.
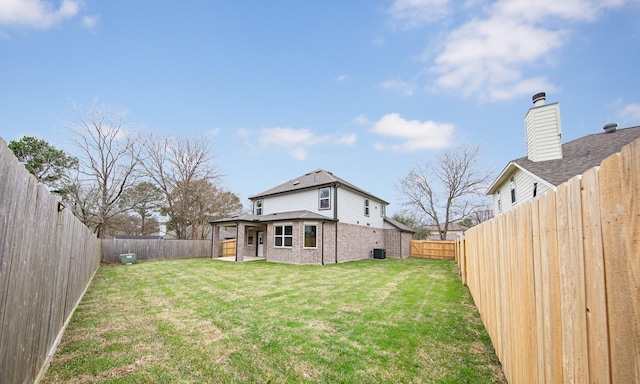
[
  {"x1": 334, "y1": 183, "x2": 339, "y2": 263},
  {"x1": 321, "y1": 221, "x2": 325, "y2": 265},
  {"x1": 235, "y1": 222, "x2": 239, "y2": 262}
]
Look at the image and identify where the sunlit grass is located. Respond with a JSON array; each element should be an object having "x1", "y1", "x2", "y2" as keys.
[{"x1": 43, "y1": 257, "x2": 505, "y2": 383}]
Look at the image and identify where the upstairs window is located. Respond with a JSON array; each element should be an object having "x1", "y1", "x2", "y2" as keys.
[
  {"x1": 255, "y1": 199, "x2": 263, "y2": 215},
  {"x1": 497, "y1": 190, "x2": 502, "y2": 212},
  {"x1": 319, "y1": 187, "x2": 330, "y2": 210},
  {"x1": 274, "y1": 224, "x2": 293, "y2": 247},
  {"x1": 380, "y1": 204, "x2": 386, "y2": 217},
  {"x1": 510, "y1": 177, "x2": 516, "y2": 204},
  {"x1": 533, "y1": 182, "x2": 538, "y2": 198},
  {"x1": 364, "y1": 198, "x2": 370, "y2": 216}
]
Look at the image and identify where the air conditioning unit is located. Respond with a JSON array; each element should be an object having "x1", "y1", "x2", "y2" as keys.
[
  {"x1": 119, "y1": 253, "x2": 137, "y2": 265},
  {"x1": 373, "y1": 248, "x2": 386, "y2": 259}
]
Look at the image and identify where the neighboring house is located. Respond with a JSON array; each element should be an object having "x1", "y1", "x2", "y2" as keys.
[
  {"x1": 487, "y1": 92, "x2": 640, "y2": 213},
  {"x1": 210, "y1": 169, "x2": 415, "y2": 264},
  {"x1": 426, "y1": 223, "x2": 466, "y2": 241}
]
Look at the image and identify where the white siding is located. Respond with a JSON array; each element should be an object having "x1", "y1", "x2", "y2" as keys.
[
  {"x1": 525, "y1": 103, "x2": 563, "y2": 162},
  {"x1": 261, "y1": 188, "x2": 335, "y2": 219},
  {"x1": 337, "y1": 188, "x2": 385, "y2": 228},
  {"x1": 492, "y1": 169, "x2": 553, "y2": 214}
]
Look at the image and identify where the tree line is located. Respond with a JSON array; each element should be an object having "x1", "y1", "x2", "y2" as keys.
[{"x1": 8, "y1": 102, "x2": 242, "y2": 239}]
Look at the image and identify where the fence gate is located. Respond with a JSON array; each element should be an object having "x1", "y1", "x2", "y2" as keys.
[{"x1": 410, "y1": 240, "x2": 456, "y2": 259}]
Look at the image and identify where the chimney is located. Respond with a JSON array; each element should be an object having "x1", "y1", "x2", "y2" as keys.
[{"x1": 524, "y1": 92, "x2": 563, "y2": 162}]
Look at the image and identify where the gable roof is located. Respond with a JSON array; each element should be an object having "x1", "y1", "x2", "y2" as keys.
[
  {"x1": 487, "y1": 126, "x2": 640, "y2": 194},
  {"x1": 249, "y1": 168, "x2": 389, "y2": 204},
  {"x1": 384, "y1": 217, "x2": 415, "y2": 233}
]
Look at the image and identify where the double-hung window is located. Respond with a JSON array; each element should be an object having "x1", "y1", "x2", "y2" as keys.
[
  {"x1": 304, "y1": 224, "x2": 317, "y2": 248},
  {"x1": 255, "y1": 199, "x2": 263, "y2": 215},
  {"x1": 319, "y1": 187, "x2": 330, "y2": 210},
  {"x1": 274, "y1": 224, "x2": 293, "y2": 247},
  {"x1": 380, "y1": 204, "x2": 386, "y2": 217},
  {"x1": 364, "y1": 198, "x2": 370, "y2": 216},
  {"x1": 247, "y1": 228, "x2": 254, "y2": 246},
  {"x1": 510, "y1": 177, "x2": 516, "y2": 203}
]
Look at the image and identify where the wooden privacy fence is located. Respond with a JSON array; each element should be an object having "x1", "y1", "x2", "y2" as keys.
[
  {"x1": 0, "y1": 138, "x2": 102, "y2": 384},
  {"x1": 410, "y1": 240, "x2": 455, "y2": 259},
  {"x1": 102, "y1": 239, "x2": 211, "y2": 263},
  {"x1": 221, "y1": 239, "x2": 236, "y2": 257},
  {"x1": 455, "y1": 138, "x2": 640, "y2": 384}
]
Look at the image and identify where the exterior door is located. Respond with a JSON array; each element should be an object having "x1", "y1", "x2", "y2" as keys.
[{"x1": 257, "y1": 231, "x2": 264, "y2": 257}]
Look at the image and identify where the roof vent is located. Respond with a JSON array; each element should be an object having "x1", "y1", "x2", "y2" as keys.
[
  {"x1": 603, "y1": 122, "x2": 618, "y2": 133},
  {"x1": 532, "y1": 92, "x2": 546, "y2": 106},
  {"x1": 292, "y1": 180, "x2": 300, "y2": 185}
]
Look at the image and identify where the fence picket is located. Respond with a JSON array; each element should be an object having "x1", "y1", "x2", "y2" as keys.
[{"x1": 454, "y1": 137, "x2": 640, "y2": 383}]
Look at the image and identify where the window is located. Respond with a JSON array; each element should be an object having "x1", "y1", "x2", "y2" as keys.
[
  {"x1": 319, "y1": 187, "x2": 330, "y2": 210},
  {"x1": 380, "y1": 204, "x2": 386, "y2": 217},
  {"x1": 364, "y1": 198, "x2": 370, "y2": 216},
  {"x1": 497, "y1": 190, "x2": 502, "y2": 212},
  {"x1": 533, "y1": 182, "x2": 538, "y2": 198},
  {"x1": 304, "y1": 224, "x2": 317, "y2": 248},
  {"x1": 255, "y1": 199, "x2": 263, "y2": 215},
  {"x1": 274, "y1": 224, "x2": 293, "y2": 247},
  {"x1": 247, "y1": 228, "x2": 254, "y2": 246},
  {"x1": 510, "y1": 177, "x2": 516, "y2": 203}
]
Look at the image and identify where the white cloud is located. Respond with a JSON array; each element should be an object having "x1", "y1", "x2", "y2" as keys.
[
  {"x1": 257, "y1": 127, "x2": 356, "y2": 160},
  {"x1": 370, "y1": 113, "x2": 453, "y2": 152},
  {"x1": 618, "y1": 103, "x2": 640, "y2": 123},
  {"x1": 388, "y1": 0, "x2": 633, "y2": 101},
  {"x1": 379, "y1": 80, "x2": 417, "y2": 96},
  {"x1": 372, "y1": 36, "x2": 385, "y2": 45},
  {"x1": 336, "y1": 74, "x2": 350, "y2": 83},
  {"x1": 82, "y1": 14, "x2": 98, "y2": 29},
  {"x1": 352, "y1": 114, "x2": 369, "y2": 125},
  {"x1": 387, "y1": 0, "x2": 451, "y2": 28},
  {"x1": 0, "y1": 0, "x2": 80, "y2": 28}
]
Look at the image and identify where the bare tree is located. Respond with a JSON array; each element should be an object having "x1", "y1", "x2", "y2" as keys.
[
  {"x1": 396, "y1": 145, "x2": 493, "y2": 240},
  {"x1": 65, "y1": 102, "x2": 140, "y2": 238},
  {"x1": 140, "y1": 133, "x2": 223, "y2": 239}
]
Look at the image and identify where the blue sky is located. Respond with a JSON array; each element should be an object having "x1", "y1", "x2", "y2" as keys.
[{"x1": 2, "y1": 0, "x2": 640, "y2": 216}]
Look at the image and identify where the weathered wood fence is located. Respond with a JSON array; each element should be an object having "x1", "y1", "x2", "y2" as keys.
[
  {"x1": 102, "y1": 239, "x2": 211, "y2": 263},
  {"x1": 221, "y1": 239, "x2": 236, "y2": 257},
  {"x1": 410, "y1": 240, "x2": 455, "y2": 259},
  {"x1": 455, "y1": 138, "x2": 640, "y2": 383},
  {"x1": 0, "y1": 138, "x2": 102, "y2": 384}
]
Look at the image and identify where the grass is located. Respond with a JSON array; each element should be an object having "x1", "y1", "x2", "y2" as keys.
[{"x1": 43, "y1": 257, "x2": 505, "y2": 383}]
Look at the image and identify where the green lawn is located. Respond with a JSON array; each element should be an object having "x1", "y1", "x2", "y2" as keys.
[{"x1": 43, "y1": 257, "x2": 505, "y2": 383}]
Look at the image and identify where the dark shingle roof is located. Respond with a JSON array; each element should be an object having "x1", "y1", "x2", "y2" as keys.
[
  {"x1": 384, "y1": 217, "x2": 416, "y2": 233},
  {"x1": 249, "y1": 168, "x2": 389, "y2": 204},
  {"x1": 515, "y1": 126, "x2": 640, "y2": 186},
  {"x1": 209, "y1": 210, "x2": 337, "y2": 225}
]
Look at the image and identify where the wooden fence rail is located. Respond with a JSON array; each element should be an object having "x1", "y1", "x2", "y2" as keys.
[
  {"x1": 221, "y1": 239, "x2": 236, "y2": 257},
  {"x1": 410, "y1": 240, "x2": 455, "y2": 259},
  {"x1": 101, "y1": 239, "x2": 211, "y2": 263},
  {"x1": 0, "y1": 138, "x2": 102, "y2": 384},
  {"x1": 455, "y1": 138, "x2": 640, "y2": 383}
]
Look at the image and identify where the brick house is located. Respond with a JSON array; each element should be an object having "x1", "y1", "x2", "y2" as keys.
[{"x1": 210, "y1": 169, "x2": 414, "y2": 264}]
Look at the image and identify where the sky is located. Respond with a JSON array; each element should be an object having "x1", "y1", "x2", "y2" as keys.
[{"x1": 2, "y1": 0, "x2": 640, "y2": 216}]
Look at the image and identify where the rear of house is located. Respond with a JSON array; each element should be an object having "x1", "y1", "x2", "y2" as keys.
[{"x1": 210, "y1": 169, "x2": 414, "y2": 264}]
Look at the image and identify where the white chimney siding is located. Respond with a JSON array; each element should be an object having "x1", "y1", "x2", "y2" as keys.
[{"x1": 524, "y1": 101, "x2": 563, "y2": 162}]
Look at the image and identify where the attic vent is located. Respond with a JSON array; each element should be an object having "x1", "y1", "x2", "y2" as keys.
[
  {"x1": 292, "y1": 181, "x2": 300, "y2": 185},
  {"x1": 603, "y1": 122, "x2": 618, "y2": 133}
]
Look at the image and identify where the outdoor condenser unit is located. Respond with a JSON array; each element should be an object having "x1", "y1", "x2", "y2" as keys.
[{"x1": 373, "y1": 248, "x2": 386, "y2": 259}]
